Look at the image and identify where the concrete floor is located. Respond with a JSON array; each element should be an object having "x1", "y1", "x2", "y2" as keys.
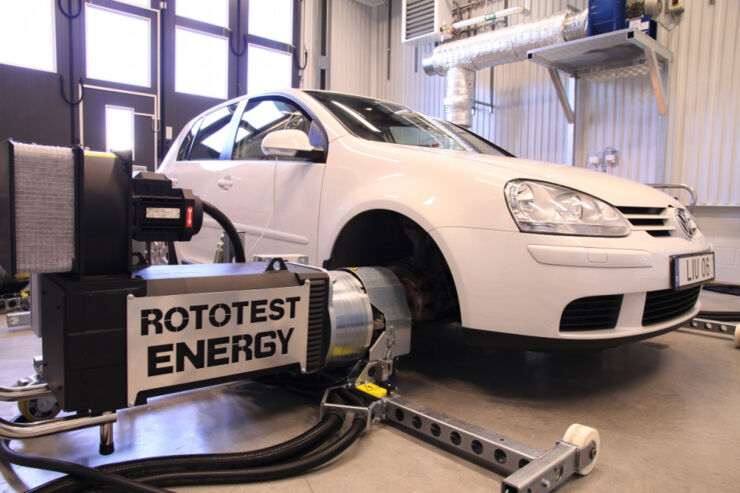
[{"x1": 1, "y1": 291, "x2": 738, "y2": 493}]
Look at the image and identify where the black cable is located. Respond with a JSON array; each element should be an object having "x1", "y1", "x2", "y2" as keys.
[
  {"x1": 31, "y1": 410, "x2": 344, "y2": 493},
  {"x1": 140, "y1": 415, "x2": 366, "y2": 487},
  {"x1": 703, "y1": 284, "x2": 740, "y2": 296},
  {"x1": 202, "y1": 200, "x2": 246, "y2": 263},
  {"x1": 0, "y1": 439, "x2": 171, "y2": 493},
  {"x1": 697, "y1": 311, "x2": 740, "y2": 322}
]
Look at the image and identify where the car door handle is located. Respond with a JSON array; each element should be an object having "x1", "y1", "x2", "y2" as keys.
[{"x1": 217, "y1": 176, "x2": 234, "y2": 191}]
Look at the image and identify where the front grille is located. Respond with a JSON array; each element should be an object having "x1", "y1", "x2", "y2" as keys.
[
  {"x1": 642, "y1": 286, "x2": 701, "y2": 326},
  {"x1": 617, "y1": 206, "x2": 673, "y2": 237},
  {"x1": 560, "y1": 294, "x2": 623, "y2": 331}
]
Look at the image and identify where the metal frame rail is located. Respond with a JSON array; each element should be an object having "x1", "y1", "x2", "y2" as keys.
[
  {"x1": 322, "y1": 389, "x2": 599, "y2": 493},
  {"x1": 0, "y1": 382, "x2": 117, "y2": 443},
  {"x1": 686, "y1": 318, "x2": 739, "y2": 348}
]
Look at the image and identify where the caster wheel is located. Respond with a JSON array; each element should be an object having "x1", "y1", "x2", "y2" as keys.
[
  {"x1": 734, "y1": 327, "x2": 740, "y2": 349},
  {"x1": 563, "y1": 423, "x2": 600, "y2": 476},
  {"x1": 18, "y1": 396, "x2": 61, "y2": 422}
]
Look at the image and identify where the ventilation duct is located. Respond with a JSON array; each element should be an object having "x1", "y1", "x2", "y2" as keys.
[{"x1": 422, "y1": 10, "x2": 589, "y2": 127}]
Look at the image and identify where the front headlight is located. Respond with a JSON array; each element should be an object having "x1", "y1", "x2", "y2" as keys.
[{"x1": 505, "y1": 180, "x2": 630, "y2": 237}]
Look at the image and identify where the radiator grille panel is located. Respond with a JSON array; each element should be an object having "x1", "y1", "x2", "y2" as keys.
[
  {"x1": 642, "y1": 286, "x2": 701, "y2": 326},
  {"x1": 405, "y1": 0, "x2": 435, "y2": 39},
  {"x1": 306, "y1": 277, "x2": 329, "y2": 371},
  {"x1": 12, "y1": 143, "x2": 76, "y2": 273},
  {"x1": 560, "y1": 294, "x2": 623, "y2": 331}
]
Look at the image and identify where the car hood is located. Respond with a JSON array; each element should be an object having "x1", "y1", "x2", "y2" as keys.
[{"x1": 358, "y1": 141, "x2": 680, "y2": 209}]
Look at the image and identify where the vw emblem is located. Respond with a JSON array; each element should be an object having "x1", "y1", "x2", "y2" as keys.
[{"x1": 675, "y1": 208, "x2": 695, "y2": 239}]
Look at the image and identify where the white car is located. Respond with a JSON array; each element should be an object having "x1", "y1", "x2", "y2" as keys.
[{"x1": 158, "y1": 89, "x2": 714, "y2": 349}]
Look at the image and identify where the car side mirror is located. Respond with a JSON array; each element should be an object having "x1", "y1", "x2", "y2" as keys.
[{"x1": 261, "y1": 129, "x2": 325, "y2": 161}]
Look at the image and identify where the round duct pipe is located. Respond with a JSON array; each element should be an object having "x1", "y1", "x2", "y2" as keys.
[{"x1": 423, "y1": 10, "x2": 588, "y2": 127}]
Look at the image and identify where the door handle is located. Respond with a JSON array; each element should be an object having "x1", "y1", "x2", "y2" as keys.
[{"x1": 217, "y1": 176, "x2": 234, "y2": 191}]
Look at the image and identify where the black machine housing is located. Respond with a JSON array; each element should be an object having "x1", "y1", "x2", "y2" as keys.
[
  {"x1": 1, "y1": 141, "x2": 331, "y2": 414},
  {"x1": 41, "y1": 262, "x2": 330, "y2": 414}
]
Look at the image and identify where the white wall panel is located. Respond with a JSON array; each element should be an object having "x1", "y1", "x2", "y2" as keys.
[
  {"x1": 664, "y1": 0, "x2": 740, "y2": 206},
  {"x1": 329, "y1": 0, "x2": 375, "y2": 94},
  {"x1": 576, "y1": 71, "x2": 667, "y2": 183}
]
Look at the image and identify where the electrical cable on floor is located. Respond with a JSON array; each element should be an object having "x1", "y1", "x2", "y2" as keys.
[
  {"x1": 140, "y1": 415, "x2": 367, "y2": 488},
  {"x1": 32, "y1": 410, "x2": 344, "y2": 493},
  {"x1": 0, "y1": 438, "x2": 171, "y2": 493},
  {"x1": 29, "y1": 391, "x2": 365, "y2": 493},
  {"x1": 138, "y1": 390, "x2": 368, "y2": 488}
]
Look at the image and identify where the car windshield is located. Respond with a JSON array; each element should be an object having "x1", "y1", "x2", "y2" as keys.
[{"x1": 305, "y1": 91, "x2": 512, "y2": 157}]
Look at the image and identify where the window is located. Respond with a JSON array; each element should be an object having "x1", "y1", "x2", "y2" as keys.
[
  {"x1": 175, "y1": 27, "x2": 228, "y2": 99},
  {"x1": 188, "y1": 104, "x2": 238, "y2": 160},
  {"x1": 306, "y1": 91, "x2": 510, "y2": 156},
  {"x1": 177, "y1": 117, "x2": 202, "y2": 161},
  {"x1": 248, "y1": 0, "x2": 293, "y2": 44},
  {"x1": 247, "y1": 45, "x2": 293, "y2": 95},
  {"x1": 232, "y1": 99, "x2": 309, "y2": 161},
  {"x1": 0, "y1": 0, "x2": 56, "y2": 72},
  {"x1": 119, "y1": 0, "x2": 151, "y2": 7},
  {"x1": 177, "y1": 0, "x2": 228, "y2": 27},
  {"x1": 86, "y1": 5, "x2": 151, "y2": 87},
  {"x1": 106, "y1": 105, "x2": 135, "y2": 158}
]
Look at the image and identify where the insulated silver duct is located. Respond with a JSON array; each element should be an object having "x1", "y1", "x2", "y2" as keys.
[{"x1": 422, "y1": 10, "x2": 589, "y2": 126}]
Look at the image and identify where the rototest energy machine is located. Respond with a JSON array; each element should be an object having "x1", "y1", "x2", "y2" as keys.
[{"x1": 0, "y1": 141, "x2": 599, "y2": 493}]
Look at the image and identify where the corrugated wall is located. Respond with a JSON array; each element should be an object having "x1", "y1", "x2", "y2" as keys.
[
  {"x1": 664, "y1": 0, "x2": 740, "y2": 206},
  {"x1": 329, "y1": 0, "x2": 375, "y2": 94},
  {"x1": 575, "y1": 67, "x2": 668, "y2": 183}
]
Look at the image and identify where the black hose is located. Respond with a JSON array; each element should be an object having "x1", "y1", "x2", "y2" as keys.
[
  {"x1": 202, "y1": 200, "x2": 246, "y2": 263},
  {"x1": 31, "y1": 410, "x2": 344, "y2": 493},
  {"x1": 0, "y1": 439, "x2": 171, "y2": 493},
  {"x1": 140, "y1": 415, "x2": 367, "y2": 487}
]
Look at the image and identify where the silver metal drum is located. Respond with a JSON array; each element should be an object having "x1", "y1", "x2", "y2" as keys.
[{"x1": 326, "y1": 270, "x2": 374, "y2": 366}]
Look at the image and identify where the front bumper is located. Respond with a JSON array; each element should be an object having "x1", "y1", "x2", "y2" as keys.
[{"x1": 430, "y1": 227, "x2": 712, "y2": 341}]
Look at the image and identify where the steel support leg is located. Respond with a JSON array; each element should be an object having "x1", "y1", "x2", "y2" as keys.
[
  {"x1": 644, "y1": 45, "x2": 667, "y2": 115},
  {"x1": 99, "y1": 419, "x2": 115, "y2": 455},
  {"x1": 547, "y1": 68, "x2": 575, "y2": 124}
]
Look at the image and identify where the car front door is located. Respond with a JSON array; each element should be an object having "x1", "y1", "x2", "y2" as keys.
[
  {"x1": 167, "y1": 102, "x2": 240, "y2": 263},
  {"x1": 219, "y1": 96, "x2": 327, "y2": 263}
]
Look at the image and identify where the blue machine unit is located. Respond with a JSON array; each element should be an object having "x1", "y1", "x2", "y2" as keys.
[{"x1": 588, "y1": 0, "x2": 627, "y2": 36}]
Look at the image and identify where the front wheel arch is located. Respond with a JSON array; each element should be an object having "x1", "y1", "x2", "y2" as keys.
[{"x1": 326, "y1": 210, "x2": 460, "y2": 324}]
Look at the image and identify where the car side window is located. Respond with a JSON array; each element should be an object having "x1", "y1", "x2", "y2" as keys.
[
  {"x1": 187, "y1": 103, "x2": 239, "y2": 160},
  {"x1": 232, "y1": 99, "x2": 311, "y2": 161},
  {"x1": 176, "y1": 117, "x2": 201, "y2": 161}
]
